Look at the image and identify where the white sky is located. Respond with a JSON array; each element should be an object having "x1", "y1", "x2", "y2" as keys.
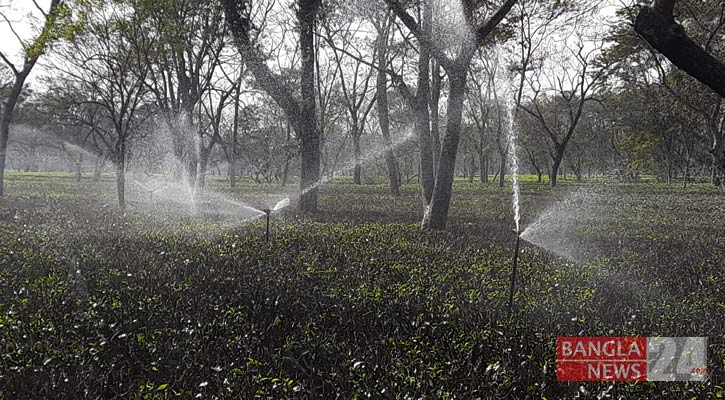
[
  {"x1": 0, "y1": 1, "x2": 51, "y2": 59},
  {"x1": 1, "y1": 0, "x2": 623, "y2": 84}
]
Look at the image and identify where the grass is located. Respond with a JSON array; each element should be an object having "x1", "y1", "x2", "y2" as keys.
[{"x1": 0, "y1": 171, "x2": 724, "y2": 399}]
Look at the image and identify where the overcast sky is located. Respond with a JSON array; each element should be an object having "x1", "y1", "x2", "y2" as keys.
[
  {"x1": 1, "y1": 0, "x2": 622, "y2": 83},
  {"x1": 0, "y1": 0, "x2": 51, "y2": 64}
]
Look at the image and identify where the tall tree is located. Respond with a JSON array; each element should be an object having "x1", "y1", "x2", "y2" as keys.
[
  {"x1": 138, "y1": 0, "x2": 228, "y2": 188},
  {"x1": 323, "y1": 18, "x2": 377, "y2": 185},
  {"x1": 385, "y1": 0, "x2": 517, "y2": 230},
  {"x1": 520, "y1": 37, "x2": 609, "y2": 187},
  {"x1": 0, "y1": 0, "x2": 69, "y2": 195},
  {"x1": 46, "y1": 3, "x2": 154, "y2": 209},
  {"x1": 222, "y1": 0, "x2": 322, "y2": 212},
  {"x1": 371, "y1": 9, "x2": 400, "y2": 196}
]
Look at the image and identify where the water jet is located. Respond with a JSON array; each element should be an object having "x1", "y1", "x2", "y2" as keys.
[
  {"x1": 508, "y1": 229, "x2": 521, "y2": 311},
  {"x1": 133, "y1": 180, "x2": 167, "y2": 201}
]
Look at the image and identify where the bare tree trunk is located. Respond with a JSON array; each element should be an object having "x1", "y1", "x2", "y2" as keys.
[
  {"x1": 709, "y1": 118, "x2": 725, "y2": 186},
  {"x1": 230, "y1": 77, "x2": 241, "y2": 189},
  {"x1": 115, "y1": 144, "x2": 126, "y2": 210},
  {"x1": 415, "y1": 0, "x2": 435, "y2": 204},
  {"x1": 282, "y1": 121, "x2": 292, "y2": 187},
  {"x1": 550, "y1": 148, "x2": 564, "y2": 188},
  {"x1": 0, "y1": 74, "x2": 29, "y2": 196},
  {"x1": 298, "y1": 0, "x2": 321, "y2": 211},
  {"x1": 430, "y1": 58, "x2": 442, "y2": 176},
  {"x1": 0, "y1": 0, "x2": 61, "y2": 195},
  {"x1": 75, "y1": 153, "x2": 83, "y2": 182},
  {"x1": 468, "y1": 156, "x2": 475, "y2": 183},
  {"x1": 479, "y1": 152, "x2": 487, "y2": 183},
  {"x1": 375, "y1": 20, "x2": 401, "y2": 196},
  {"x1": 352, "y1": 124, "x2": 361, "y2": 184},
  {"x1": 422, "y1": 67, "x2": 467, "y2": 230},
  {"x1": 498, "y1": 153, "x2": 506, "y2": 188}
]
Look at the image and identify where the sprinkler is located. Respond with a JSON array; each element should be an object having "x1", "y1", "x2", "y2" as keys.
[
  {"x1": 262, "y1": 209, "x2": 271, "y2": 242},
  {"x1": 133, "y1": 180, "x2": 166, "y2": 202},
  {"x1": 508, "y1": 229, "x2": 521, "y2": 311}
]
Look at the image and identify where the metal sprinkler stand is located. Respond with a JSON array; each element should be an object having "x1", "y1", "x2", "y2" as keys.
[
  {"x1": 263, "y1": 209, "x2": 272, "y2": 242},
  {"x1": 508, "y1": 230, "x2": 521, "y2": 311}
]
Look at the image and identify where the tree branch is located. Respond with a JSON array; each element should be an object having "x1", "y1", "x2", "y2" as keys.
[{"x1": 634, "y1": 3, "x2": 725, "y2": 98}]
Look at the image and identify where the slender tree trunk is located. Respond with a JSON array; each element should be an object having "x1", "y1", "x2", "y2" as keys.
[
  {"x1": 75, "y1": 154, "x2": 82, "y2": 182},
  {"x1": 352, "y1": 124, "x2": 361, "y2": 184},
  {"x1": 550, "y1": 149, "x2": 564, "y2": 188},
  {"x1": 422, "y1": 67, "x2": 467, "y2": 230},
  {"x1": 378, "y1": 84, "x2": 400, "y2": 196},
  {"x1": 468, "y1": 156, "x2": 475, "y2": 183},
  {"x1": 683, "y1": 159, "x2": 689, "y2": 188},
  {"x1": 479, "y1": 152, "x2": 487, "y2": 183},
  {"x1": 230, "y1": 77, "x2": 241, "y2": 189},
  {"x1": 375, "y1": 23, "x2": 401, "y2": 196},
  {"x1": 415, "y1": 0, "x2": 434, "y2": 204},
  {"x1": 298, "y1": 1, "x2": 321, "y2": 212},
  {"x1": 498, "y1": 153, "x2": 506, "y2": 188},
  {"x1": 709, "y1": 118, "x2": 725, "y2": 185},
  {"x1": 198, "y1": 147, "x2": 211, "y2": 191},
  {"x1": 282, "y1": 121, "x2": 292, "y2": 187},
  {"x1": 0, "y1": 73, "x2": 30, "y2": 196},
  {"x1": 430, "y1": 59, "x2": 442, "y2": 176},
  {"x1": 115, "y1": 144, "x2": 126, "y2": 210}
]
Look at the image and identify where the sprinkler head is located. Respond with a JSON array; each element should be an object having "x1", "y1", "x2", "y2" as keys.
[{"x1": 262, "y1": 209, "x2": 271, "y2": 215}]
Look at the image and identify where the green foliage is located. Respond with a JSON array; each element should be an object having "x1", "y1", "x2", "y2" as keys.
[
  {"x1": 0, "y1": 174, "x2": 723, "y2": 398},
  {"x1": 24, "y1": 1, "x2": 88, "y2": 60}
]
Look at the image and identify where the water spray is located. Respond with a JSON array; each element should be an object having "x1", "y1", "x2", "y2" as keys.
[
  {"x1": 133, "y1": 180, "x2": 167, "y2": 202},
  {"x1": 508, "y1": 229, "x2": 521, "y2": 311}
]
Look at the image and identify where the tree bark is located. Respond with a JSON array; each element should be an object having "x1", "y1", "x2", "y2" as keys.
[
  {"x1": 374, "y1": 18, "x2": 401, "y2": 196},
  {"x1": 430, "y1": 58, "x2": 442, "y2": 176},
  {"x1": 634, "y1": 5, "x2": 725, "y2": 98},
  {"x1": 376, "y1": 63, "x2": 400, "y2": 196},
  {"x1": 298, "y1": 0, "x2": 321, "y2": 211},
  {"x1": 0, "y1": 0, "x2": 61, "y2": 196},
  {"x1": 498, "y1": 153, "x2": 506, "y2": 188},
  {"x1": 707, "y1": 115, "x2": 725, "y2": 186},
  {"x1": 385, "y1": 0, "x2": 517, "y2": 230},
  {"x1": 282, "y1": 121, "x2": 292, "y2": 187},
  {"x1": 479, "y1": 152, "x2": 488, "y2": 183},
  {"x1": 467, "y1": 156, "x2": 475, "y2": 183},
  {"x1": 75, "y1": 153, "x2": 83, "y2": 182},
  {"x1": 115, "y1": 144, "x2": 126, "y2": 210},
  {"x1": 0, "y1": 73, "x2": 30, "y2": 195},
  {"x1": 352, "y1": 123, "x2": 362, "y2": 184},
  {"x1": 230, "y1": 77, "x2": 241, "y2": 189},
  {"x1": 422, "y1": 67, "x2": 467, "y2": 230},
  {"x1": 550, "y1": 148, "x2": 564, "y2": 187},
  {"x1": 415, "y1": 5, "x2": 435, "y2": 204}
]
